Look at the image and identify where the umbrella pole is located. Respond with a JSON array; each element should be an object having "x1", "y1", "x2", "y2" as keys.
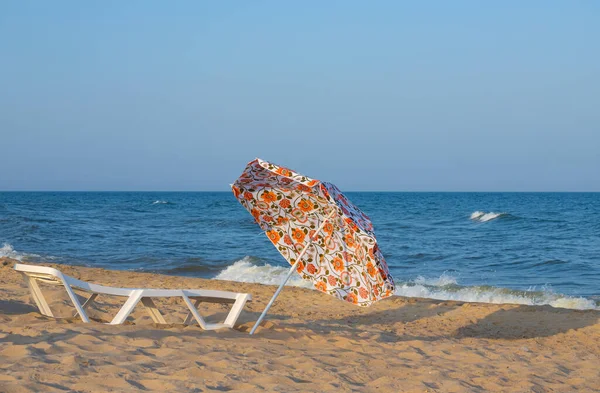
[{"x1": 249, "y1": 210, "x2": 335, "y2": 335}]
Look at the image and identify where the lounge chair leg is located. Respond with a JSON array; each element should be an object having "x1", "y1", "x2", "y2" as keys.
[
  {"x1": 73, "y1": 293, "x2": 98, "y2": 317},
  {"x1": 181, "y1": 295, "x2": 207, "y2": 329},
  {"x1": 82, "y1": 293, "x2": 98, "y2": 310},
  {"x1": 224, "y1": 294, "x2": 251, "y2": 328},
  {"x1": 110, "y1": 290, "x2": 144, "y2": 325},
  {"x1": 183, "y1": 299, "x2": 201, "y2": 325},
  {"x1": 26, "y1": 277, "x2": 54, "y2": 318},
  {"x1": 141, "y1": 298, "x2": 167, "y2": 324},
  {"x1": 62, "y1": 283, "x2": 90, "y2": 323}
]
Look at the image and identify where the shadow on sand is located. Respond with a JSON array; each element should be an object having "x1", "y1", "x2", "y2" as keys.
[
  {"x1": 276, "y1": 299, "x2": 599, "y2": 342},
  {"x1": 0, "y1": 299, "x2": 38, "y2": 315},
  {"x1": 455, "y1": 305, "x2": 599, "y2": 339}
]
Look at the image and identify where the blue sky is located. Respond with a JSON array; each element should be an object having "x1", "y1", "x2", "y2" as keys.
[{"x1": 1, "y1": 1, "x2": 598, "y2": 191}]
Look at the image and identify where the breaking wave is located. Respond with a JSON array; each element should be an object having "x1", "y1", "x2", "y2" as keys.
[
  {"x1": 214, "y1": 257, "x2": 313, "y2": 288},
  {"x1": 470, "y1": 211, "x2": 507, "y2": 222},
  {"x1": 0, "y1": 243, "x2": 43, "y2": 261},
  {"x1": 396, "y1": 276, "x2": 597, "y2": 310},
  {"x1": 213, "y1": 258, "x2": 598, "y2": 310},
  {"x1": 152, "y1": 200, "x2": 172, "y2": 205}
]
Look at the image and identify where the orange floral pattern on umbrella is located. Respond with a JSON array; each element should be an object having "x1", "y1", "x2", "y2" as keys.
[{"x1": 232, "y1": 158, "x2": 395, "y2": 306}]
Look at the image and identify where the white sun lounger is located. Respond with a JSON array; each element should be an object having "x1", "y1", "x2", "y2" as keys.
[{"x1": 14, "y1": 263, "x2": 252, "y2": 330}]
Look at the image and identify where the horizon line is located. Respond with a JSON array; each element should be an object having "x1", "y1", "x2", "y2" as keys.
[{"x1": 1, "y1": 190, "x2": 599, "y2": 193}]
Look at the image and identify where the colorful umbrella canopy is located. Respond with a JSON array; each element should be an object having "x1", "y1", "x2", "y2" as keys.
[{"x1": 232, "y1": 158, "x2": 395, "y2": 309}]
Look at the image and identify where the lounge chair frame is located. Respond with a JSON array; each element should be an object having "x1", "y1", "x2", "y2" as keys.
[{"x1": 14, "y1": 263, "x2": 251, "y2": 330}]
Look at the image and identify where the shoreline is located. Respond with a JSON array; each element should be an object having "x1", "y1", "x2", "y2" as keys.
[
  {"x1": 1, "y1": 257, "x2": 599, "y2": 392},
  {"x1": 5, "y1": 246, "x2": 597, "y2": 313}
]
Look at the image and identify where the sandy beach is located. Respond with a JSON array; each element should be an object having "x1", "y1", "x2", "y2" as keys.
[{"x1": 1, "y1": 257, "x2": 599, "y2": 393}]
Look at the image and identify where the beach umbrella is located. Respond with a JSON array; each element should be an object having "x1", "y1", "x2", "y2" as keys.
[{"x1": 232, "y1": 158, "x2": 395, "y2": 334}]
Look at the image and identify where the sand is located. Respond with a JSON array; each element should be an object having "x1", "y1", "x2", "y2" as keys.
[{"x1": 1, "y1": 257, "x2": 599, "y2": 392}]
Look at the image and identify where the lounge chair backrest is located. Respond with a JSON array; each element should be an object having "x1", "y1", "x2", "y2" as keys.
[{"x1": 15, "y1": 264, "x2": 134, "y2": 296}]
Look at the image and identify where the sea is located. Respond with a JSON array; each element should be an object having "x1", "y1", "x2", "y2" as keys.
[{"x1": 1, "y1": 192, "x2": 599, "y2": 310}]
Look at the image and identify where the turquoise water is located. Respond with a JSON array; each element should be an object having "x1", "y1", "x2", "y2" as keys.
[{"x1": 1, "y1": 192, "x2": 598, "y2": 309}]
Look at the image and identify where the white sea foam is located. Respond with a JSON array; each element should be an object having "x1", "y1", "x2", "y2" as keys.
[
  {"x1": 395, "y1": 279, "x2": 598, "y2": 310},
  {"x1": 152, "y1": 200, "x2": 169, "y2": 205},
  {"x1": 470, "y1": 211, "x2": 505, "y2": 222},
  {"x1": 213, "y1": 258, "x2": 598, "y2": 311},
  {"x1": 0, "y1": 243, "x2": 42, "y2": 261}
]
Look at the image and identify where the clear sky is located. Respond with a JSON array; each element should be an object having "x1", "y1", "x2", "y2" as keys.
[{"x1": 1, "y1": 1, "x2": 598, "y2": 191}]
